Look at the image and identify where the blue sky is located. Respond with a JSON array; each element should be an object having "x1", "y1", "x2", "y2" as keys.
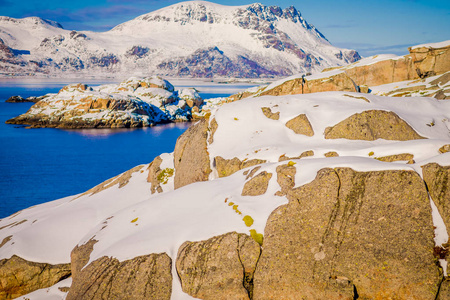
[{"x1": 1, "y1": 0, "x2": 449, "y2": 57}]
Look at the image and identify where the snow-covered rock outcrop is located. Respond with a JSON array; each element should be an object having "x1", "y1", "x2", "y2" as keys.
[
  {"x1": 1, "y1": 91, "x2": 450, "y2": 299},
  {"x1": 0, "y1": 1, "x2": 360, "y2": 78},
  {"x1": 6, "y1": 76, "x2": 202, "y2": 128},
  {"x1": 230, "y1": 40, "x2": 450, "y2": 100}
]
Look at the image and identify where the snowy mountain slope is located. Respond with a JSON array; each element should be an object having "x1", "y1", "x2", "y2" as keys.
[
  {"x1": 0, "y1": 16, "x2": 64, "y2": 50},
  {"x1": 0, "y1": 1, "x2": 360, "y2": 78}
]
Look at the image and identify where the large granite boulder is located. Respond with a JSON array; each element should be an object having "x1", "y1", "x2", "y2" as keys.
[
  {"x1": 174, "y1": 118, "x2": 212, "y2": 189},
  {"x1": 0, "y1": 255, "x2": 71, "y2": 299},
  {"x1": 176, "y1": 232, "x2": 261, "y2": 300},
  {"x1": 410, "y1": 43, "x2": 450, "y2": 78},
  {"x1": 253, "y1": 168, "x2": 439, "y2": 299},
  {"x1": 67, "y1": 241, "x2": 172, "y2": 300},
  {"x1": 324, "y1": 110, "x2": 425, "y2": 141}
]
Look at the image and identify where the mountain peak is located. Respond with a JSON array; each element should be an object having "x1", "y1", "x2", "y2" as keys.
[
  {"x1": 0, "y1": 1, "x2": 360, "y2": 78},
  {"x1": 0, "y1": 16, "x2": 63, "y2": 29}
]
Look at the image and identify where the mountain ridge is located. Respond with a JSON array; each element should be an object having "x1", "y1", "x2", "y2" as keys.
[{"x1": 0, "y1": 1, "x2": 360, "y2": 78}]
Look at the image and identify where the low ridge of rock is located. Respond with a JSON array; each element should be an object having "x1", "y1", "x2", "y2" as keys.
[
  {"x1": 215, "y1": 156, "x2": 267, "y2": 178},
  {"x1": 231, "y1": 41, "x2": 450, "y2": 101}
]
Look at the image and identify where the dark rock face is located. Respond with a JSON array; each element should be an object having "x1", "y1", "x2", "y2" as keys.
[
  {"x1": 176, "y1": 232, "x2": 261, "y2": 300},
  {"x1": 69, "y1": 30, "x2": 87, "y2": 40},
  {"x1": 0, "y1": 38, "x2": 15, "y2": 61},
  {"x1": 233, "y1": 4, "x2": 360, "y2": 65},
  {"x1": 0, "y1": 37, "x2": 26, "y2": 70},
  {"x1": 126, "y1": 46, "x2": 150, "y2": 58},
  {"x1": 88, "y1": 54, "x2": 119, "y2": 68},
  {"x1": 5, "y1": 95, "x2": 46, "y2": 103},
  {"x1": 254, "y1": 168, "x2": 439, "y2": 299},
  {"x1": 157, "y1": 46, "x2": 289, "y2": 78},
  {"x1": 5, "y1": 96, "x2": 25, "y2": 102},
  {"x1": 324, "y1": 110, "x2": 425, "y2": 141},
  {"x1": 173, "y1": 118, "x2": 211, "y2": 189},
  {"x1": 0, "y1": 255, "x2": 71, "y2": 299}
]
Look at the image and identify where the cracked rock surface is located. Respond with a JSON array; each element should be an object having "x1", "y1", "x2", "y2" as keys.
[
  {"x1": 67, "y1": 249, "x2": 172, "y2": 300},
  {"x1": 176, "y1": 232, "x2": 261, "y2": 300},
  {"x1": 253, "y1": 168, "x2": 439, "y2": 299}
]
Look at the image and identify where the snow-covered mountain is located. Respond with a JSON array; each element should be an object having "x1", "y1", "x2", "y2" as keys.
[{"x1": 0, "y1": 1, "x2": 360, "y2": 78}]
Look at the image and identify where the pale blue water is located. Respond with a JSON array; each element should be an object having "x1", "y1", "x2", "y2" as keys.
[{"x1": 0, "y1": 79, "x2": 251, "y2": 219}]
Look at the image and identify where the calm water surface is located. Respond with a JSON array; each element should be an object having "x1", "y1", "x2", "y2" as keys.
[{"x1": 0, "y1": 79, "x2": 257, "y2": 218}]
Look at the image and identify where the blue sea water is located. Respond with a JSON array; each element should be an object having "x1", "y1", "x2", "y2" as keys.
[{"x1": 0, "y1": 79, "x2": 255, "y2": 218}]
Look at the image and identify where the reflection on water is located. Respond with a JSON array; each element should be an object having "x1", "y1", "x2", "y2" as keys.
[
  {"x1": 66, "y1": 122, "x2": 191, "y2": 138},
  {"x1": 0, "y1": 77, "x2": 119, "y2": 88}
]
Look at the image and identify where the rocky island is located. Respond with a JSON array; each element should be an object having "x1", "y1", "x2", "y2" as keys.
[{"x1": 6, "y1": 76, "x2": 203, "y2": 128}]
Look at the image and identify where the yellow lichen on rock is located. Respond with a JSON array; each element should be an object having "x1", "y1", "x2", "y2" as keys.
[{"x1": 243, "y1": 215, "x2": 254, "y2": 227}]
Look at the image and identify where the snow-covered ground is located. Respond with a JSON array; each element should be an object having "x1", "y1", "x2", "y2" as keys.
[{"x1": 2, "y1": 91, "x2": 450, "y2": 299}]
